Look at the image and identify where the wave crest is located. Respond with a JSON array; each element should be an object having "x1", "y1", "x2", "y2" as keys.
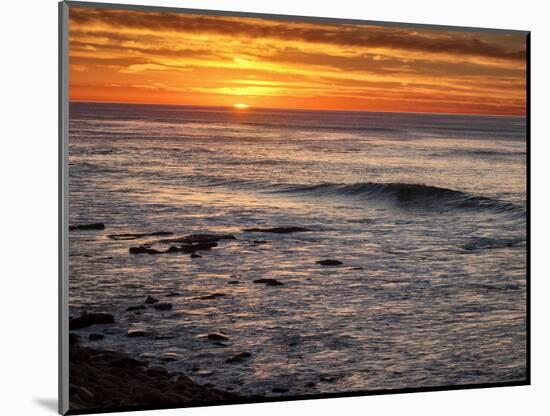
[{"x1": 272, "y1": 182, "x2": 524, "y2": 215}]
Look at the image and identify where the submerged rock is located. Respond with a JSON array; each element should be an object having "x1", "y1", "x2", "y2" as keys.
[
  {"x1": 207, "y1": 332, "x2": 229, "y2": 342},
  {"x1": 155, "y1": 234, "x2": 235, "y2": 245},
  {"x1": 69, "y1": 313, "x2": 115, "y2": 330},
  {"x1": 225, "y1": 352, "x2": 252, "y2": 363},
  {"x1": 243, "y1": 227, "x2": 310, "y2": 234},
  {"x1": 152, "y1": 302, "x2": 173, "y2": 311},
  {"x1": 186, "y1": 234, "x2": 236, "y2": 242},
  {"x1": 316, "y1": 259, "x2": 343, "y2": 266},
  {"x1": 69, "y1": 333, "x2": 80, "y2": 345},
  {"x1": 145, "y1": 296, "x2": 159, "y2": 305},
  {"x1": 195, "y1": 293, "x2": 226, "y2": 300},
  {"x1": 253, "y1": 278, "x2": 284, "y2": 286},
  {"x1": 69, "y1": 222, "x2": 105, "y2": 231},
  {"x1": 107, "y1": 231, "x2": 173, "y2": 240},
  {"x1": 129, "y1": 246, "x2": 163, "y2": 255},
  {"x1": 127, "y1": 328, "x2": 152, "y2": 338}
]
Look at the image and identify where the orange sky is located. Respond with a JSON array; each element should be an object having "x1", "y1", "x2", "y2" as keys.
[{"x1": 69, "y1": 7, "x2": 527, "y2": 115}]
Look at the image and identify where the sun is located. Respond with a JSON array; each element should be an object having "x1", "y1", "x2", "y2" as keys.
[{"x1": 233, "y1": 103, "x2": 249, "y2": 110}]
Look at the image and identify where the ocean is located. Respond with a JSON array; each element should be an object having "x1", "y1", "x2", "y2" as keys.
[{"x1": 68, "y1": 101, "x2": 527, "y2": 396}]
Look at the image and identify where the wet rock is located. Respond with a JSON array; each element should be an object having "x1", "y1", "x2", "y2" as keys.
[
  {"x1": 225, "y1": 352, "x2": 252, "y2": 363},
  {"x1": 127, "y1": 328, "x2": 152, "y2": 338},
  {"x1": 156, "y1": 234, "x2": 235, "y2": 245},
  {"x1": 152, "y1": 302, "x2": 173, "y2": 311},
  {"x1": 69, "y1": 333, "x2": 81, "y2": 345},
  {"x1": 243, "y1": 227, "x2": 310, "y2": 234},
  {"x1": 160, "y1": 352, "x2": 180, "y2": 362},
  {"x1": 272, "y1": 387, "x2": 289, "y2": 393},
  {"x1": 207, "y1": 332, "x2": 229, "y2": 342},
  {"x1": 253, "y1": 278, "x2": 284, "y2": 286},
  {"x1": 129, "y1": 246, "x2": 163, "y2": 255},
  {"x1": 317, "y1": 259, "x2": 343, "y2": 266},
  {"x1": 69, "y1": 222, "x2": 105, "y2": 231},
  {"x1": 145, "y1": 296, "x2": 159, "y2": 305},
  {"x1": 107, "y1": 231, "x2": 173, "y2": 240},
  {"x1": 155, "y1": 335, "x2": 176, "y2": 340},
  {"x1": 145, "y1": 366, "x2": 168, "y2": 377},
  {"x1": 165, "y1": 245, "x2": 194, "y2": 254},
  {"x1": 69, "y1": 313, "x2": 115, "y2": 330},
  {"x1": 186, "y1": 234, "x2": 236, "y2": 242},
  {"x1": 195, "y1": 293, "x2": 226, "y2": 300},
  {"x1": 89, "y1": 334, "x2": 105, "y2": 341},
  {"x1": 190, "y1": 253, "x2": 202, "y2": 258},
  {"x1": 111, "y1": 357, "x2": 143, "y2": 368}
]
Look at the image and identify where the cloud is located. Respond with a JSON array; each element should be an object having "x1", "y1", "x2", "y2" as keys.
[{"x1": 70, "y1": 8, "x2": 526, "y2": 62}]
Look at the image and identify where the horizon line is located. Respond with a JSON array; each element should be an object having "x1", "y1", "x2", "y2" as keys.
[{"x1": 69, "y1": 99, "x2": 526, "y2": 118}]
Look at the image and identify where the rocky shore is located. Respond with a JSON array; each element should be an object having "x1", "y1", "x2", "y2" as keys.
[
  {"x1": 69, "y1": 343, "x2": 237, "y2": 411},
  {"x1": 68, "y1": 222, "x2": 353, "y2": 410}
]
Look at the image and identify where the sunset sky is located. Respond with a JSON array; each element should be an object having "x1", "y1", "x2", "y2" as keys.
[{"x1": 69, "y1": 7, "x2": 527, "y2": 115}]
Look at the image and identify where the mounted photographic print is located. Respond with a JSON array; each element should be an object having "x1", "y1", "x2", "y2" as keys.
[{"x1": 59, "y1": 1, "x2": 530, "y2": 414}]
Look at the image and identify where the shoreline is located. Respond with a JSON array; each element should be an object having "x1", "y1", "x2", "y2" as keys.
[{"x1": 69, "y1": 342, "x2": 237, "y2": 412}]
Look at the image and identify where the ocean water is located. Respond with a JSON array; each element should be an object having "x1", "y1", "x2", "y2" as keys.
[{"x1": 68, "y1": 102, "x2": 527, "y2": 396}]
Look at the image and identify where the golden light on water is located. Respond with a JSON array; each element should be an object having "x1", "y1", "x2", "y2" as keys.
[{"x1": 234, "y1": 103, "x2": 249, "y2": 110}]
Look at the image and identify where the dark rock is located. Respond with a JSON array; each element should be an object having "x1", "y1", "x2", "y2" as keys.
[
  {"x1": 225, "y1": 352, "x2": 252, "y2": 363},
  {"x1": 126, "y1": 305, "x2": 146, "y2": 312},
  {"x1": 243, "y1": 227, "x2": 310, "y2": 234},
  {"x1": 165, "y1": 245, "x2": 195, "y2": 254},
  {"x1": 350, "y1": 266, "x2": 364, "y2": 270},
  {"x1": 207, "y1": 332, "x2": 230, "y2": 342},
  {"x1": 159, "y1": 352, "x2": 180, "y2": 362},
  {"x1": 253, "y1": 278, "x2": 284, "y2": 286},
  {"x1": 190, "y1": 253, "x2": 202, "y2": 258},
  {"x1": 69, "y1": 313, "x2": 115, "y2": 330},
  {"x1": 145, "y1": 366, "x2": 168, "y2": 377},
  {"x1": 186, "y1": 234, "x2": 236, "y2": 242},
  {"x1": 89, "y1": 333, "x2": 105, "y2": 341},
  {"x1": 107, "y1": 231, "x2": 173, "y2": 240},
  {"x1": 145, "y1": 296, "x2": 159, "y2": 304},
  {"x1": 69, "y1": 333, "x2": 81, "y2": 345},
  {"x1": 152, "y1": 302, "x2": 173, "y2": 311},
  {"x1": 228, "y1": 280, "x2": 240, "y2": 284},
  {"x1": 154, "y1": 335, "x2": 176, "y2": 340},
  {"x1": 127, "y1": 328, "x2": 152, "y2": 338},
  {"x1": 195, "y1": 293, "x2": 226, "y2": 300},
  {"x1": 69, "y1": 222, "x2": 105, "y2": 231},
  {"x1": 272, "y1": 387, "x2": 289, "y2": 393},
  {"x1": 305, "y1": 381, "x2": 316, "y2": 388},
  {"x1": 317, "y1": 259, "x2": 343, "y2": 266},
  {"x1": 156, "y1": 234, "x2": 235, "y2": 245},
  {"x1": 192, "y1": 241, "x2": 218, "y2": 250},
  {"x1": 253, "y1": 240, "x2": 268, "y2": 245},
  {"x1": 129, "y1": 246, "x2": 163, "y2": 255},
  {"x1": 111, "y1": 357, "x2": 143, "y2": 368}
]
